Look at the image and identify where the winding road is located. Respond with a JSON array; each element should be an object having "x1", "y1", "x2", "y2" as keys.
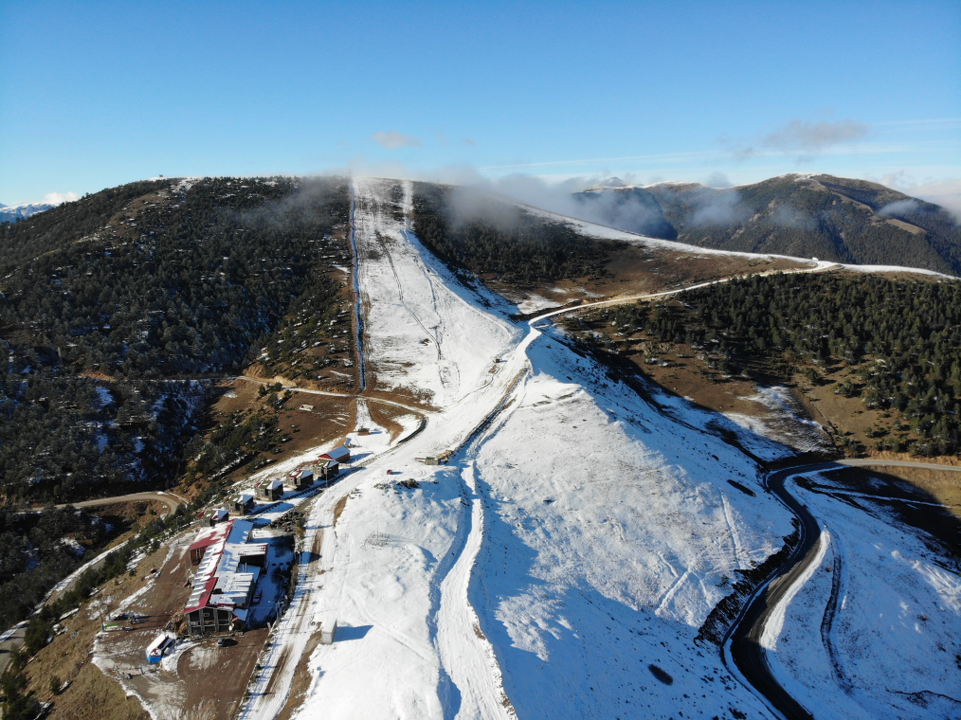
[
  {"x1": 725, "y1": 459, "x2": 961, "y2": 720},
  {"x1": 55, "y1": 490, "x2": 187, "y2": 515}
]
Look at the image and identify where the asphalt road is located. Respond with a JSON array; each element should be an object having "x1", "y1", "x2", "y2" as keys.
[{"x1": 727, "y1": 458, "x2": 961, "y2": 719}]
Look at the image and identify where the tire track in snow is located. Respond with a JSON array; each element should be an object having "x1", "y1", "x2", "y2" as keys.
[
  {"x1": 435, "y1": 460, "x2": 516, "y2": 720},
  {"x1": 655, "y1": 569, "x2": 692, "y2": 617},
  {"x1": 375, "y1": 230, "x2": 441, "y2": 358},
  {"x1": 819, "y1": 535, "x2": 855, "y2": 696},
  {"x1": 429, "y1": 355, "x2": 534, "y2": 719},
  {"x1": 369, "y1": 193, "x2": 463, "y2": 395},
  {"x1": 721, "y1": 493, "x2": 748, "y2": 569}
]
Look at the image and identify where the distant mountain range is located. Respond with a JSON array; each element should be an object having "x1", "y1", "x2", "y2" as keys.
[
  {"x1": 0, "y1": 201, "x2": 54, "y2": 223},
  {"x1": 574, "y1": 174, "x2": 961, "y2": 276}
]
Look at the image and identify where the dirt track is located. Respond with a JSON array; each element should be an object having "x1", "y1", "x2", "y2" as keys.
[{"x1": 56, "y1": 491, "x2": 186, "y2": 515}]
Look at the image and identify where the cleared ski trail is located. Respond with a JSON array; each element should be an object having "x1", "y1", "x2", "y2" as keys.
[
  {"x1": 238, "y1": 178, "x2": 527, "y2": 720},
  {"x1": 352, "y1": 177, "x2": 519, "y2": 410}
]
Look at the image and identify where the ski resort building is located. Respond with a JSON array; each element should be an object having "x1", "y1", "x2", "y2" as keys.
[
  {"x1": 287, "y1": 467, "x2": 314, "y2": 490},
  {"x1": 254, "y1": 479, "x2": 285, "y2": 501},
  {"x1": 184, "y1": 520, "x2": 267, "y2": 635},
  {"x1": 230, "y1": 493, "x2": 255, "y2": 516},
  {"x1": 319, "y1": 445, "x2": 350, "y2": 464},
  {"x1": 314, "y1": 458, "x2": 340, "y2": 482},
  {"x1": 197, "y1": 508, "x2": 228, "y2": 527}
]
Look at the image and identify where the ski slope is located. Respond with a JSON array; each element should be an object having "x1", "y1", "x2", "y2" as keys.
[
  {"x1": 237, "y1": 178, "x2": 956, "y2": 720},
  {"x1": 237, "y1": 178, "x2": 792, "y2": 720},
  {"x1": 352, "y1": 177, "x2": 521, "y2": 409}
]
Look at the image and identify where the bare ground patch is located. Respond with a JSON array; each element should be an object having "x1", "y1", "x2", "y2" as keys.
[
  {"x1": 367, "y1": 402, "x2": 418, "y2": 441},
  {"x1": 176, "y1": 629, "x2": 268, "y2": 720},
  {"x1": 333, "y1": 495, "x2": 349, "y2": 527},
  {"x1": 489, "y1": 243, "x2": 807, "y2": 312},
  {"x1": 202, "y1": 379, "x2": 357, "y2": 486},
  {"x1": 274, "y1": 630, "x2": 324, "y2": 720},
  {"x1": 23, "y1": 537, "x2": 189, "y2": 719},
  {"x1": 272, "y1": 392, "x2": 355, "y2": 457},
  {"x1": 364, "y1": 386, "x2": 437, "y2": 412}
]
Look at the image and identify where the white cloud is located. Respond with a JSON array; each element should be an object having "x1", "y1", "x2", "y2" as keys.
[
  {"x1": 370, "y1": 131, "x2": 422, "y2": 149},
  {"x1": 761, "y1": 119, "x2": 869, "y2": 153},
  {"x1": 723, "y1": 118, "x2": 869, "y2": 161},
  {"x1": 877, "y1": 173, "x2": 961, "y2": 222},
  {"x1": 42, "y1": 191, "x2": 79, "y2": 205},
  {"x1": 878, "y1": 198, "x2": 920, "y2": 216}
]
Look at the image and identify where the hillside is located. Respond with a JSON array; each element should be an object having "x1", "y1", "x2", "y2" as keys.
[
  {"x1": 574, "y1": 174, "x2": 961, "y2": 276},
  {"x1": 572, "y1": 180, "x2": 677, "y2": 239},
  {"x1": 2, "y1": 176, "x2": 958, "y2": 720},
  {"x1": 411, "y1": 181, "x2": 808, "y2": 316},
  {"x1": 0, "y1": 176, "x2": 352, "y2": 506},
  {"x1": 566, "y1": 272, "x2": 961, "y2": 459}
]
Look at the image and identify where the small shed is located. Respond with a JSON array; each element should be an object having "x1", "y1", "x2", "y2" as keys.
[
  {"x1": 299, "y1": 404, "x2": 314, "y2": 412},
  {"x1": 287, "y1": 468, "x2": 314, "y2": 490},
  {"x1": 314, "y1": 458, "x2": 340, "y2": 483},
  {"x1": 320, "y1": 618, "x2": 337, "y2": 645},
  {"x1": 146, "y1": 634, "x2": 175, "y2": 663},
  {"x1": 231, "y1": 493, "x2": 255, "y2": 516},
  {"x1": 198, "y1": 508, "x2": 229, "y2": 527},
  {"x1": 255, "y1": 479, "x2": 284, "y2": 502},
  {"x1": 320, "y1": 445, "x2": 350, "y2": 464}
]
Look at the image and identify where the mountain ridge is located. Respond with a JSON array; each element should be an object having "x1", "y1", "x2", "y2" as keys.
[{"x1": 575, "y1": 173, "x2": 961, "y2": 275}]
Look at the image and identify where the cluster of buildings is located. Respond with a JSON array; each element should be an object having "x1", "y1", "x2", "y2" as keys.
[
  {"x1": 198, "y1": 445, "x2": 352, "y2": 524},
  {"x1": 182, "y1": 444, "x2": 353, "y2": 636}
]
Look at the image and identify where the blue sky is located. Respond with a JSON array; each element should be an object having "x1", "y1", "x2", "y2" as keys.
[{"x1": 2, "y1": 0, "x2": 959, "y2": 206}]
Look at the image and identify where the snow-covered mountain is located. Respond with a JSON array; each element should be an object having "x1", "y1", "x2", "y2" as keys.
[
  {"x1": 7, "y1": 175, "x2": 958, "y2": 720},
  {"x1": 233, "y1": 179, "x2": 960, "y2": 720},
  {"x1": 0, "y1": 201, "x2": 54, "y2": 223}
]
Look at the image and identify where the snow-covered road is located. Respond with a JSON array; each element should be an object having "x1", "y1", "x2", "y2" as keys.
[{"x1": 729, "y1": 461, "x2": 961, "y2": 720}]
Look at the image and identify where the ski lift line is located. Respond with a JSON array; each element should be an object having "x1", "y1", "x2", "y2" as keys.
[{"x1": 348, "y1": 178, "x2": 366, "y2": 391}]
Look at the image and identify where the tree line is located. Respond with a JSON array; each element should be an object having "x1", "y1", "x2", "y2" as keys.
[
  {"x1": 411, "y1": 183, "x2": 607, "y2": 284},
  {"x1": 598, "y1": 273, "x2": 961, "y2": 456}
]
